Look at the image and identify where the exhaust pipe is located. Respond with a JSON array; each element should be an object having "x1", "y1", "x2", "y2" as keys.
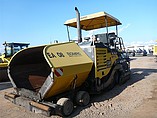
[{"x1": 75, "y1": 7, "x2": 82, "y2": 43}]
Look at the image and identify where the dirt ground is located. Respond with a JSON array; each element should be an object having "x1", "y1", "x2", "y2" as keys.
[{"x1": 0, "y1": 56, "x2": 157, "y2": 118}]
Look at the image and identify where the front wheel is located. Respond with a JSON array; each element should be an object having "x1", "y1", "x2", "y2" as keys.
[{"x1": 57, "y1": 98, "x2": 73, "y2": 116}]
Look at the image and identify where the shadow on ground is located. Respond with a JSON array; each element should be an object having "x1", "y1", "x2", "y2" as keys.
[
  {"x1": 129, "y1": 57, "x2": 137, "y2": 61},
  {"x1": 0, "y1": 82, "x2": 12, "y2": 91},
  {"x1": 69, "y1": 68, "x2": 157, "y2": 117}
]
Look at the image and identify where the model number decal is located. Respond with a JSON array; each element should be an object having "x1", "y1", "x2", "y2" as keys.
[
  {"x1": 47, "y1": 52, "x2": 82, "y2": 58},
  {"x1": 47, "y1": 52, "x2": 65, "y2": 58}
]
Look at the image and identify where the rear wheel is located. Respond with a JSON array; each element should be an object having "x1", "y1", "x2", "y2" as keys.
[
  {"x1": 75, "y1": 91, "x2": 90, "y2": 106},
  {"x1": 57, "y1": 98, "x2": 73, "y2": 116}
]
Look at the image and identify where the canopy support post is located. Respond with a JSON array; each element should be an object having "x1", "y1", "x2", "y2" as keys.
[
  {"x1": 66, "y1": 26, "x2": 71, "y2": 42},
  {"x1": 105, "y1": 16, "x2": 109, "y2": 44},
  {"x1": 116, "y1": 23, "x2": 118, "y2": 37}
]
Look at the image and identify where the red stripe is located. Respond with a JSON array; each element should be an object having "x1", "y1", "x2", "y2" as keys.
[
  {"x1": 54, "y1": 69, "x2": 61, "y2": 77},
  {"x1": 60, "y1": 68, "x2": 63, "y2": 73}
]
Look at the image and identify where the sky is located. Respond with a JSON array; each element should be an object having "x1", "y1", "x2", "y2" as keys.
[{"x1": 0, "y1": 0, "x2": 157, "y2": 53}]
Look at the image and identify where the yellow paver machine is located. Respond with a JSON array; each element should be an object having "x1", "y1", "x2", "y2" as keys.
[{"x1": 5, "y1": 7, "x2": 130, "y2": 116}]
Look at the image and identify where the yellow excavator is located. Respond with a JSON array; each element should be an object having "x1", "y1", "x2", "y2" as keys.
[
  {"x1": 5, "y1": 8, "x2": 130, "y2": 116},
  {"x1": 0, "y1": 42, "x2": 29, "y2": 81}
]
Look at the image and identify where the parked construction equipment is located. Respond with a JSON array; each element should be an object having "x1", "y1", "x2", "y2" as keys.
[
  {"x1": 0, "y1": 42, "x2": 29, "y2": 81},
  {"x1": 5, "y1": 8, "x2": 130, "y2": 116},
  {"x1": 153, "y1": 45, "x2": 157, "y2": 62}
]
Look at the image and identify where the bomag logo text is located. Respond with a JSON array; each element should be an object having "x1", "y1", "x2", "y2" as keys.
[{"x1": 66, "y1": 52, "x2": 82, "y2": 57}]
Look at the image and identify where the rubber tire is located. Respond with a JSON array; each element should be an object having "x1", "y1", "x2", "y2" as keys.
[
  {"x1": 75, "y1": 91, "x2": 90, "y2": 106},
  {"x1": 57, "y1": 98, "x2": 73, "y2": 116}
]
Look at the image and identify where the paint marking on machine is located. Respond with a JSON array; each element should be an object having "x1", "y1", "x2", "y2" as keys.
[
  {"x1": 46, "y1": 51, "x2": 82, "y2": 58},
  {"x1": 54, "y1": 68, "x2": 63, "y2": 77}
]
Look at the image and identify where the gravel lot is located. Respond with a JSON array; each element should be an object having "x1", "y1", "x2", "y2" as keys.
[{"x1": 0, "y1": 56, "x2": 157, "y2": 118}]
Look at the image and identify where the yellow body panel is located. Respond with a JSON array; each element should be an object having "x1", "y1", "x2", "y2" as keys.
[
  {"x1": 153, "y1": 45, "x2": 157, "y2": 56},
  {"x1": 43, "y1": 42, "x2": 93, "y2": 98},
  {"x1": 0, "y1": 63, "x2": 8, "y2": 68},
  {"x1": 94, "y1": 48, "x2": 118, "y2": 79},
  {"x1": 44, "y1": 42, "x2": 93, "y2": 68},
  {"x1": 45, "y1": 71, "x2": 90, "y2": 98},
  {"x1": 0, "y1": 54, "x2": 10, "y2": 68}
]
